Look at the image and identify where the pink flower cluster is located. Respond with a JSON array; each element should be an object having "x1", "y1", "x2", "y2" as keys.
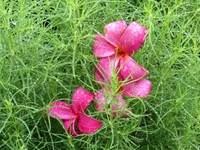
[
  {"x1": 49, "y1": 87, "x2": 102, "y2": 136},
  {"x1": 49, "y1": 20, "x2": 152, "y2": 136}
]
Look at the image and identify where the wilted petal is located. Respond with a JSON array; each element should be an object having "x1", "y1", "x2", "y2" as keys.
[
  {"x1": 123, "y1": 78, "x2": 152, "y2": 98},
  {"x1": 77, "y1": 113, "x2": 102, "y2": 134},
  {"x1": 49, "y1": 101, "x2": 76, "y2": 120},
  {"x1": 111, "y1": 95, "x2": 127, "y2": 110},
  {"x1": 64, "y1": 119, "x2": 78, "y2": 136},
  {"x1": 95, "y1": 56, "x2": 120, "y2": 85},
  {"x1": 119, "y1": 22, "x2": 147, "y2": 55},
  {"x1": 104, "y1": 20, "x2": 127, "y2": 46},
  {"x1": 94, "y1": 68, "x2": 106, "y2": 86},
  {"x1": 119, "y1": 56, "x2": 149, "y2": 81},
  {"x1": 111, "y1": 94, "x2": 129, "y2": 117},
  {"x1": 94, "y1": 89, "x2": 107, "y2": 111},
  {"x1": 94, "y1": 34, "x2": 116, "y2": 58},
  {"x1": 95, "y1": 89, "x2": 129, "y2": 117},
  {"x1": 72, "y1": 87, "x2": 94, "y2": 114}
]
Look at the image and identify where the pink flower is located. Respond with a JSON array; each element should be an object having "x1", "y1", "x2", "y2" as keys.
[
  {"x1": 94, "y1": 20, "x2": 152, "y2": 98},
  {"x1": 94, "y1": 89, "x2": 129, "y2": 117},
  {"x1": 49, "y1": 87, "x2": 102, "y2": 136}
]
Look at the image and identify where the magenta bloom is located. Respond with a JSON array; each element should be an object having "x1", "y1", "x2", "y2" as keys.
[
  {"x1": 49, "y1": 87, "x2": 102, "y2": 136},
  {"x1": 94, "y1": 20, "x2": 152, "y2": 98},
  {"x1": 95, "y1": 89, "x2": 129, "y2": 117}
]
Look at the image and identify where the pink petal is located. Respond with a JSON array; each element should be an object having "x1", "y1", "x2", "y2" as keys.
[
  {"x1": 95, "y1": 89, "x2": 129, "y2": 117},
  {"x1": 63, "y1": 119, "x2": 78, "y2": 136},
  {"x1": 94, "y1": 68, "x2": 106, "y2": 86},
  {"x1": 72, "y1": 87, "x2": 94, "y2": 114},
  {"x1": 94, "y1": 89, "x2": 107, "y2": 111},
  {"x1": 63, "y1": 120, "x2": 72, "y2": 130},
  {"x1": 94, "y1": 34, "x2": 116, "y2": 58},
  {"x1": 111, "y1": 95, "x2": 127, "y2": 110},
  {"x1": 95, "y1": 89, "x2": 126, "y2": 110},
  {"x1": 119, "y1": 22, "x2": 147, "y2": 55},
  {"x1": 94, "y1": 56, "x2": 120, "y2": 85},
  {"x1": 111, "y1": 95, "x2": 129, "y2": 117},
  {"x1": 123, "y1": 78, "x2": 152, "y2": 98},
  {"x1": 104, "y1": 20, "x2": 127, "y2": 46},
  {"x1": 77, "y1": 113, "x2": 102, "y2": 134},
  {"x1": 49, "y1": 101, "x2": 76, "y2": 120},
  {"x1": 119, "y1": 56, "x2": 149, "y2": 81}
]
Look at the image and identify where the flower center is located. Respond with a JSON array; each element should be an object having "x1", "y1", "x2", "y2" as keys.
[
  {"x1": 116, "y1": 47, "x2": 126, "y2": 57},
  {"x1": 116, "y1": 79, "x2": 125, "y2": 92},
  {"x1": 118, "y1": 86, "x2": 125, "y2": 92}
]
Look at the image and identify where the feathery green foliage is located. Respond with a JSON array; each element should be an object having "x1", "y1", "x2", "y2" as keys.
[{"x1": 0, "y1": 0, "x2": 199, "y2": 149}]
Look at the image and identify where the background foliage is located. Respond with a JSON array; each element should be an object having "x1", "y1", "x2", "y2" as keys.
[{"x1": 0, "y1": 0, "x2": 199, "y2": 149}]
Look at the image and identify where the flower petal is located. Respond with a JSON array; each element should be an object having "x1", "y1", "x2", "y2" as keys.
[
  {"x1": 104, "y1": 20, "x2": 127, "y2": 46},
  {"x1": 63, "y1": 119, "x2": 78, "y2": 136},
  {"x1": 72, "y1": 87, "x2": 94, "y2": 114},
  {"x1": 94, "y1": 34, "x2": 116, "y2": 58},
  {"x1": 77, "y1": 113, "x2": 102, "y2": 134},
  {"x1": 119, "y1": 22, "x2": 147, "y2": 55},
  {"x1": 95, "y1": 89, "x2": 125, "y2": 110},
  {"x1": 94, "y1": 56, "x2": 120, "y2": 85},
  {"x1": 94, "y1": 89, "x2": 107, "y2": 111},
  {"x1": 111, "y1": 94, "x2": 129, "y2": 117},
  {"x1": 123, "y1": 78, "x2": 152, "y2": 98},
  {"x1": 111, "y1": 95, "x2": 127, "y2": 110},
  {"x1": 95, "y1": 89, "x2": 129, "y2": 117},
  {"x1": 119, "y1": 56, "x2": 149, "y2": 81},
  {"x1": 49, "y1": 101, "x2": 76, "y2": 120}
]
